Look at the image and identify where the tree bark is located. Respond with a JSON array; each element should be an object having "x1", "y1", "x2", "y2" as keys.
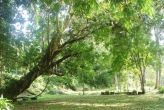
[
  {"x1": 154, "y1": 26, "x2": 162, "y2": 89},
  {"x1": 154, "y1": 69, "x2": 159, "y2": 89},
  {"x1": 0, "y1": 43, "x2": 80, "y2": 100},
  {"x1": 0, "y1": 32, "x2": 62, "y2": 99},
  {"x1": 127, "y1": 72, "x2": 129, "y2": 91},
  {"x1": 139, "y1": 71, "x2": 145, "y2": 94},
  {"x1": 159, "y1": 70, "x2": 161, "y2": 86},
  {"x1": 140, "y1": 80, "x2": 145, "y2": 94},
  {"x1": 115, "y1": 74, "x2": 118, "y2": 90},
  {"x1": 82, "y1": 74, "x2": 85, "y2": 95}
]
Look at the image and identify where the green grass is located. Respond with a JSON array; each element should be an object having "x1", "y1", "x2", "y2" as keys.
[{"x1": 14, "y1": 94, "x2": 164, "y2": 110}]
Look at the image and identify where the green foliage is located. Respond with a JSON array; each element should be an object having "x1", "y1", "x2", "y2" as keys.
[
  {"x1": 46, "y1": 75, "x2": 78, "y2": 91},
  {"x1": 1, "y1": 74, "x2": 19, "y2": 89},
  {"x1": 158, "y1": 86, "x2": 164, "y2": 94},
  {"x1": 94, "y1": 71, "x2": 114, "y2": 88},
  {"x1": 1, "y1": 0, "x2": 163, "y2": 99},
  {"x1": 73, "y1": 0, "x2": 98, "y2": 16},
  {"x1": 0, "y1": 95, "x2": 14, "y2": 110},
  {"x1": 67, "y1": 84, "x2": 77, "y2": 91}
]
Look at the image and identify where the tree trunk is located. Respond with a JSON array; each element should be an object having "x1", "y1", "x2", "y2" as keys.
[
  {"x1": 0, "y1": 36, "x2": 61, "y2": 99},
  {"x1": 154, "y1": 69, "x2": 159, "y2": 89},
  {"x1": 159, "y1": 70, "x2": 161, "y2": 86},
  {"x1": 0, "y1": 41, "x2": 3, "y2": 88},
  {"x1": 0, "y1": 60, "x2": 2, "y2": 88},
  {"x1": 82, "y1": 79, "x2": 85, "y2": 95},
  {"x1": 127, "y1": 72, "x2": 129, "y2": 91},
  {"x1": 140, "y1": 80, "x2": 145, "y2": 94},
  {"x1": 115, "y1": 74, "x2": 118, "y2": 90},
  {"x1": 1, "y1": 66, "x2": 43, "y2": 99},
  {"x1": 82, "y1": 73, "x2": 85, "y2": 95},
  {"x1": 0, "y1": 35, "x2": 81, "y2": 99},
  {"x1": 139, "y1": 72, "x2": 145, "y2": 94},
  {"x1": 118, "y1": 74, "x2": 121, "y2": 92},
  {"x1": 154, "y1": 56, "x2": 161, "y2": 89},
  {"x1": 154, "y1": 26, "x2": 162, "y2": 89}
]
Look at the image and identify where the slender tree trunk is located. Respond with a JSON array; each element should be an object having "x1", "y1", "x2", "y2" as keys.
[
  {"x1": 127, "y1": 72, "x2": 129, "y2": 91},
  {"x1": 154, "y1": 56, "x2": 162, "y2": 89},
  {"x1": 82, "y1": 73, "x2": 85, "y2": 95},
  {"x1": 154, "y1": 26, "x2": 161, "y2": 89},
  {"x1": 158, "y1": 54, "x2": 161, "y2": 87},
  {"x1": 139, "y1": 71, "x2": 145, "y2": 94},
  {"x1": 83, "y1": 80, "x2": 85, "y2": 95},
  {"x1": 154, "y1": 69, "x2": 159, "y2": 89},
  {"x1": 0, "y1": 59, "x2": 1, "y2": 88},
  {"x1": 159, "y1": 70, "x2": 161, "y2": 86},
  {"x1": 115, "y1": 74, "x2": 118, "y2": 90},
  {"x1": 47, "y1": 13, "x2": 50, "y2": 44},
  {"x1": 117, "y1": 74, "x2": 121, "y2": 92},
  {"x1": 0, "y1": 42, "x2": 3, "y2": 88}
]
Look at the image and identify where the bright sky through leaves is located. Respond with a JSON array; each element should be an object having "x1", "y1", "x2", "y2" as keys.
[{"x1": 13, "y1": 6, "x2": 30, "y2": 33}]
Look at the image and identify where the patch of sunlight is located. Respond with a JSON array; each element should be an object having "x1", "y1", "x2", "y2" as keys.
[{"x1": 46, "y1": 102, "x2": 132, "y2": 107}]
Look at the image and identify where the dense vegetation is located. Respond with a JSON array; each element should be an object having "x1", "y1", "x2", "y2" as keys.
[{"x1": 0, "y1": 0, "x2": 164, "y2": 100}]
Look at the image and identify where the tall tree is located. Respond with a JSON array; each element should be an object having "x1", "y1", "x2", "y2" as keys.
[
  {"x1": 0, "y1": 0, "x2": 155, "y2": 99},
  {"x1": 152, "y1": 0, "x2": 164, "y2": 89},
  {"x1": 129, "y1": 26, "x2": 153, "y2": 93},
  {"x1": 109, "y1": 0, "x2": 155, "y2": 93}
]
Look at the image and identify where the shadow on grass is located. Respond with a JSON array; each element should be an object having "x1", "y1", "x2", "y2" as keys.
[{"x1": 14, "y1": 94, "x2": 164, "y2": 110}]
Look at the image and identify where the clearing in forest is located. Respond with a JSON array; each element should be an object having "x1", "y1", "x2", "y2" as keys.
[{"x1": 14, "y1": 93, "x2": 164, "y2": 110}]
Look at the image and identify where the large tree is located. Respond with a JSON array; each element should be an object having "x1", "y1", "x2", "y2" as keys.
[
  {"x1": 129, "y1": 26, "x2": 153, "y2": 94},
  {"x1": 108, "y1": 0, "x2": 157, "y2": 93},
  {"x1": 152, "y1": 0, "x2": 164, "y2": 89},
  {"x1": 0, "y1": 0, "x2": 155, "y2": 99}
]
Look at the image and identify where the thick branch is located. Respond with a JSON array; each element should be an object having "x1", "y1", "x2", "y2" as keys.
[
  {"x1": 62, "y1": 6, "x2": 72, "y2": 33},
  {"x1": 46, "y1": 53, "x2": 80, "y2": 76},
  {"x1": 51, "y1": 53, "x2": 80, "y2": 69},
  {"x1": 47, "y1": 13, "x2": 50, "y2": 44},
  {"x1": 60, "y1": 21, "x2": 124, "y2": 48}
]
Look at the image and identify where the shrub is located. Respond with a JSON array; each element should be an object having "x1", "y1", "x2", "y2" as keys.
[
  {"x1": 68, "y1": 84, "x2": 77, "y2": 91},
  {"x1": 0, "y1": 95, "x2": 14, "y2": 110},
  {"x1": 158, "y1": 86, "x2": 164, "y2": 93}
]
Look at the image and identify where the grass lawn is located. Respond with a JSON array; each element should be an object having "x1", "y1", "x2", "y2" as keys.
[{"x1": 14, "y1": 94, "x2": 164, "y2": 110}]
